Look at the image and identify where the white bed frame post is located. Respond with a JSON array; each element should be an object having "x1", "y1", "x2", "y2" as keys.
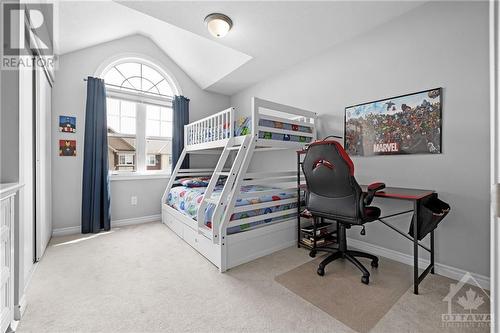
[
  {"x1": 311, "y1": 114, "x2": 318, "y2": 141},
  {"x1": 229, "y1": 107, "x2": 235, "y2": 142},
  {"x1": 251, "y1": 97, "x2": 259, "y2": 141}
]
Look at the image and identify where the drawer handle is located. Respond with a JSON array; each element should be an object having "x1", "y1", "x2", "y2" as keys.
[{"x1": 195, "y1": 238, "x2": 198, "y2": 243}]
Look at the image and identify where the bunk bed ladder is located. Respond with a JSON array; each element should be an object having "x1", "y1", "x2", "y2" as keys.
[
  {"x1": 197, "y1": 138, "x2": 235, "y2": 232},
  {"x1": 206, "y1": 135, "x2": 253, "y2": 244}
]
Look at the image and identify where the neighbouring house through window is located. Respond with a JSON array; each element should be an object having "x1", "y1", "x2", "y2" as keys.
[{"x1": 102, "y1": 59, "x2": 177, "y2": 175}]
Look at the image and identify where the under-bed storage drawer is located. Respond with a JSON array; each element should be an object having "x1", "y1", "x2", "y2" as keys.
[
  {"x1": 163, "y1": 212, "x2": 183, "y2": 238},
  {"x1": 195, "y1": 232, "x2": 219, "y2": 267},
  {"x1": 183, "y1": 225, "x2": 197, "y2": 248},
  {"x1": 182, "y1": 224, "x2": 219, "y2": 267}
]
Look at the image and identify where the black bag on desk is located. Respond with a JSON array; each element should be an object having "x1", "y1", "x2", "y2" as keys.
[{"x1": 408, "y1": 193, "x2": 450, "y2": 241}]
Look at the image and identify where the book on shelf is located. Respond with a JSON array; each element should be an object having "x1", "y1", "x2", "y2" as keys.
[
  {"x1": 302, "y1": 228, "x2": 330, "y2": 237},
  {"x1": 301, "y1": 236, "x2": 336, "y2": 247},
  {"x1": 301, "y1": 238, "x2": 326, "y2": 246},
  {"x1": 301, "y1": 222, "x2": 332, "y2": 234}
]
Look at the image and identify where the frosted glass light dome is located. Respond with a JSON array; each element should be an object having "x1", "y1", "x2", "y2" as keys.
[{"x1": 205, "y1": 13, "x2": 233, "y2": 38}]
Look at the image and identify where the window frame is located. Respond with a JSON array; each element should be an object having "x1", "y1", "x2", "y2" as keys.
[
  {"x1": 102, "y1": 59, "x2": 175, "y2": 178},
  {"x1": 107, "y1": 99, "x2": 173, "y2": 177}
]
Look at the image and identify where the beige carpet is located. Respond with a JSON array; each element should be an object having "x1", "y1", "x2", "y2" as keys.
[
  {"x1": 16, "y1": 222, "x2": 490, "y2": 333},
  {"x1": 276, "y1": 256, "x2": 414, "y2": 333}
]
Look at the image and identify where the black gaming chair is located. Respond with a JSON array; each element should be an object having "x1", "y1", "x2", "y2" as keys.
[{"x1": 302, "y1": 140, "x2": 385, "y2": 284}]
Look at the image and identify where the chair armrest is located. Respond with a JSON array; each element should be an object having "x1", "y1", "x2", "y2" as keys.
[{"x1": 364, "y1": 182, "x2": 386, "y2": 205}]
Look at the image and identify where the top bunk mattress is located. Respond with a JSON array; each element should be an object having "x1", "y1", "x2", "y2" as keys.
[{"x1": 167, "y1": 184, "x2": 297, "y2": 234}]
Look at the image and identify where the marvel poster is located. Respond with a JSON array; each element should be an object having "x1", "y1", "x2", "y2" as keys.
[{"x1": 345, "y1": 88, "x2": 442, "y2": 156}]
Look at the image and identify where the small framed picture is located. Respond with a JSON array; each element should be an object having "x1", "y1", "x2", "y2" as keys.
[
  {"x1": 59, "y1": 116, "x2": 76, "y2": 133},
  {"x1": 59, "y1": 140, "x2": 76, "y2": 156}
]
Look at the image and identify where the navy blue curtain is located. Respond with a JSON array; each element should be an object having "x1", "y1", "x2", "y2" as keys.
[
  {"x1": 172, "y1": 95, "x2": 190, "y2": 171},
  {"x1": 82, "y1": 77, "x2": 111, "y2": 233}
]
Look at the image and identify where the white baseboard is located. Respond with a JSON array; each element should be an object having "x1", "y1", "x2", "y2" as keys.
[
  {"x1": 112, "y1": 214, "x2": 161, "y2": 227},
  {"x1": 52, "y1": 214, "x2": 161, "y2": 237},
  {"x1": 347, "y1": 237, "x2": 490, "y2": 290},
  {"x1": 52, "y1": 226, "x2": 80, "y2": 237}
]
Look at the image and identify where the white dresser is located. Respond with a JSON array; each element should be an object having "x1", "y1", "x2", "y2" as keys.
[{"x1": 0, "y1": 184, "x2": 21, "y2": 333}]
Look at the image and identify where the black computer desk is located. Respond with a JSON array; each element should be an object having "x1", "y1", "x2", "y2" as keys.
[{"x1": 360, "y1": 185, "x2": 435, "y2": 295}]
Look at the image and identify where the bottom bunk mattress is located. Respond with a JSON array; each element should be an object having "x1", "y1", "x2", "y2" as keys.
[{"x1": 167, "y1": 185, "x2": 296, "y2": 234}]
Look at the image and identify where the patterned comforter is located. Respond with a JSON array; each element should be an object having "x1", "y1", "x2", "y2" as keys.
[{"x1": 167, "y1": 185, "x2": 296, "y2": 234}]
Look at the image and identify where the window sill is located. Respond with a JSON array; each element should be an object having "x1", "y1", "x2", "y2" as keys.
[{"x1": 109, "y1": 173, "x2": 171, "y2": 181}]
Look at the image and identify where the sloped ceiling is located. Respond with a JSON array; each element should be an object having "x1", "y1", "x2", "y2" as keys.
[
  {"x1": 118, "y1": 1, "x2": 424, "y2": 95},
  {"x1": 55, "y1": 1, "x2": 424, "y2": 95}
]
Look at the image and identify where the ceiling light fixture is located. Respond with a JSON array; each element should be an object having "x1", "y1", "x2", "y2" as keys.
[{"x1": 204, "y1": 13, "x2": 233, "y2": 38}]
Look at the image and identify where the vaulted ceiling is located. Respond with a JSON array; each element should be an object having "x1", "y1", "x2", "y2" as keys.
[{"x1": 55, "y1": 1, "x2": 424, "y2": 96}]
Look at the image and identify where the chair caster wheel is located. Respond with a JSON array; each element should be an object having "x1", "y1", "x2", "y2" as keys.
[
  {"x1": 317, "y1": 267, "x2": 325, "y2": 276},
  {"x1": 309, "y1": 250, "x2": 317, "y2": 258},
  {"x1": 371, "y1": 260, "x2": 379, "y2": 268},
  {"x1": 361, "y1": 275, "x2": 369, "y2": 285}
]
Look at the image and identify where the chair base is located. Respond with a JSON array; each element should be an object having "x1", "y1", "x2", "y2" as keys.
[
  {"x1": 310, "y1": 249, "x2": 378, "y2": 284},
  {"x1": 309, "y1": 221, "x2": 379, "y2": 285}
]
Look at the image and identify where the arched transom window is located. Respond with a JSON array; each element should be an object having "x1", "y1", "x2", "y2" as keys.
[{"x1": 103, "y1": 61, "x2": 173, "y2": 97}]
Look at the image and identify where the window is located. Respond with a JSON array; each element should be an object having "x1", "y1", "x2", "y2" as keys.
[
  {"x1": 103, "y1": 59, "x2": 176, "y2": 175},
  {"x1": 146, "y1": 105, "x2": 172, "y2": 137},
  {"x1": 119, "y1": 154, "x2": 134, "y2": 165},
  {"x1": 103, "y1": 62, "x2": 173, "y2": 97},
  {"x1": 146, "y1": 154, "x2": 156, "y2": 166},
  {"x1": 107, "y1": 99, "x2": 136, "y2": 135}
]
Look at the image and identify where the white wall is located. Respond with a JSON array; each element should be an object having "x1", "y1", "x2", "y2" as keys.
[
  {"x1": 52, "y1": 34, "x2": 230, "y2": 231},
  {"x1": 231, "y1": 1, "x2": 490, "y2": 278}
]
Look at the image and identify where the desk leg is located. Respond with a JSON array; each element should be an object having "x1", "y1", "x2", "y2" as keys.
[
  {"x1": 413, "y1": 199, "x2": 419, "y2": 295},
  {"x1": 431, "y1": 230, "x2": 435, "y2": 274}
]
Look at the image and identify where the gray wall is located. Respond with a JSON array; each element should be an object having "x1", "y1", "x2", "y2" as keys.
[
  {"x1": 52, "y1": 34, "x2": 230, "y2": 231},
  {"x1": 1, "y1": 69, "x2": 20, "y2": 183},
  {"x1": 230, "y1": 1, "x2": 490, "y2": 277},
  {"x1": 110, "y1": 179, "x2": 168, "y2": 221}
]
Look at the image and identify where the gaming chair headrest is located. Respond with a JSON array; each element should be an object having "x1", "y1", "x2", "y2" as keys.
[
  {"x1": 302, "y1": 140, "x2": 356, "y2": 198},
  {"x1": 306, "y1": 140, "x2": 354, "y2": 175}
]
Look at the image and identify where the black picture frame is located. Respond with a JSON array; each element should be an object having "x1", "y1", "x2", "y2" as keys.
[{"x1": 344, "y1": 88, "x2": 442, "y2": 156}]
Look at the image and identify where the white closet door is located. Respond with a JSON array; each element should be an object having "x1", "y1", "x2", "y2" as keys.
[
  {"x1": 35, "y1": 66, "x2": 52, "y2": 260},
  {"x1": 18, "y1": 62, "x2": 35, "y2": 286}
]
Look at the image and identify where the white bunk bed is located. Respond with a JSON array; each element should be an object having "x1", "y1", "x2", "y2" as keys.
[{"x1": 161, "y1": 97, "x2": 317, "y2": 271}]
